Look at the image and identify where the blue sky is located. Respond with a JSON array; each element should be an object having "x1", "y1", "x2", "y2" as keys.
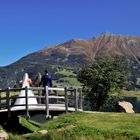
[{"x1": 0, "y1": 0, "x2": 140, "y2": 66}]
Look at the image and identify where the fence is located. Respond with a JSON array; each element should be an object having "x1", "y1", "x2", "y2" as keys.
[{"x1": 0, "y1": 86, "x2": 83, "y2": 119}]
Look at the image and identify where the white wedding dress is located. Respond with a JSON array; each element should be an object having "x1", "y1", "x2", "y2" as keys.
[{"x1": 14, "y1": 73, "x2": 38, "y2": 106}]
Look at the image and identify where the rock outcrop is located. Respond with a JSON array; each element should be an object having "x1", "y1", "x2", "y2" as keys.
[
  {"x1": 116, "y1": 101, "x2": 135, "y2": 113},
  {"x1": 34, "y1": 130, "x2": 48, "y2": 135},
  {"x1": 0, "y1": 130, "x2": 9, "y2": 140}
]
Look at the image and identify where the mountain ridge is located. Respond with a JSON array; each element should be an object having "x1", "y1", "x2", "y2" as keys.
[{"x1": 37, "y1": 32, "x2": 140, "y2": 63}]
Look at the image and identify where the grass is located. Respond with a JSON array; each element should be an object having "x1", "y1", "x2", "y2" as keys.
[
  {"x1": 6, "y1": 90, "x2": 140, "y2": 140},
  {"x1": 54, "y1": 69, "x2": 82, "y2": 87},
  {"x1": 121, "y1": 90, "x2": 140, "y2": 99},
  {"x1": 56, "y1": 77, "x2": 81, "y2": 87},
  {"x1": 14, "y1": 112, "x2": 140, "y2": 140},
  {"x1": 55, "y1": 69, "x2": 76, "y2": 77},
  {"x1": 41, "y1": 112, "x2": 140, "y2": 139},
  {"x1": 19, "y1": 116, "x2": 40, "y2": 132}
]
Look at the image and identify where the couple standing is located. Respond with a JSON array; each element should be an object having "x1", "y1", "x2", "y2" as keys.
[{"x1": 14, "y1": 69, "x2": 52, "y2": 106}]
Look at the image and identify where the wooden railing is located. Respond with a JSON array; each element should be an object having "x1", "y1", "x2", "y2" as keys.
[{"x1": 0, "y1": 86, "x2": 83, "y2": 119}]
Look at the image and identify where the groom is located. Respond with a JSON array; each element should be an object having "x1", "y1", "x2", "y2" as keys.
[{"x1": 39, "y1": 69, "x2": 52, "y2": 103}]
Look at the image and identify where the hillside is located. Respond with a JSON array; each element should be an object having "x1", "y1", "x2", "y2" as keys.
[{"x1": 0, "y1": 32, "x2": 140, "y2": 89}]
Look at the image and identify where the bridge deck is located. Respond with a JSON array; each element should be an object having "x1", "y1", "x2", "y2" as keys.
[{"x1": 0, "y1": 104, "x2": 81, "y2": 112}]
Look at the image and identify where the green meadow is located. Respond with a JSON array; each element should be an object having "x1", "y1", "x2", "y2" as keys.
[{"x1": 9, "y1": 112, "x2": 140, "y2": 140}]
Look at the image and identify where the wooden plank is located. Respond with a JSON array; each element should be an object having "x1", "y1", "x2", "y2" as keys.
[
  {"x1": 48, "y1": 96, "x2": 64, "y2": 99},
  {"x1": 29, "y1": 87, "x2": 44, "y2": 90},
  {"x1": 48, "y1": 87, "x2": 65, "y2": 91}
]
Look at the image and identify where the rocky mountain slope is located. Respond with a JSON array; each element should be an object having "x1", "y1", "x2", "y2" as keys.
[
  {"x1": 39, "y1": 32, "x2": 140, "y2": 63},
  {"x1": 0, "y1": 32, "x2": 140, "y2": 89}
]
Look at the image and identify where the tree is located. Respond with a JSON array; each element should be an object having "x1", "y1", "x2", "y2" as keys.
[
  {"x1": 77, "y1": 57, "x2": 129, "y2": 111},
  {"x1": 33, "y1": 72, "x2": 42, "y2": 86}
]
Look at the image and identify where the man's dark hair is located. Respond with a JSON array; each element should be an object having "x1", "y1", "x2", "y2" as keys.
[{"x1": 45, "y1": 69, "x2": 48, "y2": 73}]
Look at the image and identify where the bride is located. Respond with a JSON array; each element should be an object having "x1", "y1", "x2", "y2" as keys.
[{"x1": 14, "y1": 73, "x2": 38, "y2": 106}]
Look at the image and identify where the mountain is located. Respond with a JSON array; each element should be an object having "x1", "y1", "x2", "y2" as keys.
[
  {"x1": 0, "y1": 32, "x2": 140, "y2": 89},
  {"x1": 39, "y1": 32, "x2": 140, "y2": 62}
]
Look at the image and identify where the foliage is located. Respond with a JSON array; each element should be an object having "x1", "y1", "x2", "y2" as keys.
[
  {"x1": 77, "y1": 57, "x2": 129, "y2": 110},
  {"x1": 136, "y1": 78, "x2": 140, "y2": 85},
  {"x1": 100, "y1": 95, "x2": 123, "y2": 112}
]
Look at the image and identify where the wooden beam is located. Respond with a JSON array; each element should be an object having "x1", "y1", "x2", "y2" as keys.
[
  {"x1": 64, "y1": 87, "x2": 68, "y2": 113},
  {"x1": 45, "y1": 86, "x2": 49, "y2": 119},
  {"x1": 25, "y1": 86, "x2": 30, "y2": 118},
  {"x1": 6, "y1": 87, "x2": 11, "y2": 118},
  {"x1": 79, "y1": 88, "x2": 83, "y2": 110},
  {"x1": 48, "y1": 87, "x2": 65, "y2": 91},
  {"x1": 74, "y1": 88, "x2": 78, "y2": 111}
]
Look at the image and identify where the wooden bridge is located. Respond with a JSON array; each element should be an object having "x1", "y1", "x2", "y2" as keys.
[{"x1": 0, "y1": 86, "x2": 83, "y2": 122}]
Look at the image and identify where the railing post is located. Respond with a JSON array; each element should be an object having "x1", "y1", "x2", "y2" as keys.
[
  {"x1": 6, "y1": 87, "x2": 11, "y2": 118},
  {"x1": 79, "y1": 88, "x2": 83, "y2": 110},
  {"x1": 65, "y1": 87, "x2": 68, "y2": 113},
  {"x1": 55, "y1": 88, "x2": 58, "y2": 104},
  {"x1": 38, "y1": 90, "x2": 42, "y2": 104},
  {"x1": 0, "y1": 91, "x2": 1, "y2": 110},
  {"x1": 25, "y1": 86, "x2": 30, "y2": 118},
  {"x1": 45, "y1": 86, "x2": 49, "y2": 119},
  {"x1": 70, "y1": 90, "x2": 73, "y2": 96},
  {"x1": 74, "y1": 88, "x2": 78, "y2": 111}
]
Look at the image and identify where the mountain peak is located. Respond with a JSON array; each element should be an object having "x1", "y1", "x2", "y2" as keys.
[
  {"x1": 100, "y1": 32, "x2": 119, "y2": 37},
  {"x1": 37, "y1": 33, "x2": 140, "y2": 59}
]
